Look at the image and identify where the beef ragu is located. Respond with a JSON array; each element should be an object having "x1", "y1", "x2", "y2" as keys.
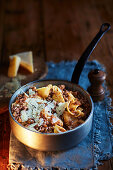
[{"x1": 11, "y1": 84, "x2": 90, "y2": 133}]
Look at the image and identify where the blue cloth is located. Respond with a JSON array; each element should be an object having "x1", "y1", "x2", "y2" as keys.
[{"x1": 43, "y1": 60, "x2": 113, "y2": 169}]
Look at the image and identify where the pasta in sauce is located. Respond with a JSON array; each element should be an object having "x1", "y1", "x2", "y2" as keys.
[{"x1": 11, "y1": 84, "x2": 90, "y2": 133}]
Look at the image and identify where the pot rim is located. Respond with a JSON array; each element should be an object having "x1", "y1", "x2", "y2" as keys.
[{"x1": 9, "y1": 79, "x2": 94, "y2": 136}]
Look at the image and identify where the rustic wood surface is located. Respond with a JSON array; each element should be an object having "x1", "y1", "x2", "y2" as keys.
[{"x1": 0, "y1": 0, "x2": 113, "y2": 169}]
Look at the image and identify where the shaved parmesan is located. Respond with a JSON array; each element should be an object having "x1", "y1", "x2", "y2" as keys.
[
  {"x1": 21, "y1": 109, "x2": 32, "y2": 122},
  {"x1": 56, "y1": 102, "x2": 67, "y2": 116},
  {"x1": 29, "y1": 89, "x2": 35, "y2": 96},
  {"x1": 38, "y1": 118, "x2": 44, "y2": 126},
  {"x1": 27, "y1": 123, "x2": 37, "y2": 132}
]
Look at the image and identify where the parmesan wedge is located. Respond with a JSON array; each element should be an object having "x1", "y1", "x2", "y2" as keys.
[
  {"x1": 18, "y1": 51, "x2": 34, "y2": 73},
  {"x1": 8, "y1": 55, "x2": 21, "y2": 77}
]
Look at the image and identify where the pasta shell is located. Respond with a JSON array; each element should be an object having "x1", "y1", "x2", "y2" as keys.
[
  {"x1": 52, "y1": 86, "x2": 65, "y2": 103},
  {"x1": 54, "y1": 124, "x2": 66, "y2": 133},
  {"x1": 63, "y1": 110, "x2": 78, "y2": 127},
  {"x1": 66, "y1": 101, "x2": 84, "y2": 117},
  {"x1": 52, "y1": 115, "x2": 63, "y2": 126},
  {"x1": 65, "y1": 91, "x2": 75, "y2": 102},
  {"x1": 37, "y1": 84, "x2": 52, "y2": 98}
]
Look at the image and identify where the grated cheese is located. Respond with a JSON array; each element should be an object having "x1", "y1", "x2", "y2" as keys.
[{"x1": 29, "y1": 89, "x2": 35, "y2": 96}]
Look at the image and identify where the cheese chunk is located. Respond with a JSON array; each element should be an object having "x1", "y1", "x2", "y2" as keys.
[
  {"x1": 18, "y1": 51, "x2": 34, "y2": 73},
  {"x1": 8, "y1": 55, "x2": 21, "y2": 77}
]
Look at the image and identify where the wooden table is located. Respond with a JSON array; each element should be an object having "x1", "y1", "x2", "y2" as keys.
[{"x1": 0, "y1": 0, "x2": 113, "y2": 169}]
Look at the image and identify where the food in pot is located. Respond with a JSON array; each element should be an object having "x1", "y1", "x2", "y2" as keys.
[{"x1": 11, "y1": 84, "x2": 90, "y2": 133}]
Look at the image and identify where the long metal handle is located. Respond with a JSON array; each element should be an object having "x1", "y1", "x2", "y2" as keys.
[{"x1": 71, "y1": 23, "x2": 111, "y2": 84}]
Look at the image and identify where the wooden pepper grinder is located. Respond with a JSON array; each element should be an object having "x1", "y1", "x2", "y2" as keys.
[{"x1": 87, "y1": 69, "x2": 106, "y2": 102}]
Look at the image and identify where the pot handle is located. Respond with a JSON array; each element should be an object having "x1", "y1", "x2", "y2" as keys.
[{"x1": 71, "y1": 23, "x2": 111, "y2": 84}]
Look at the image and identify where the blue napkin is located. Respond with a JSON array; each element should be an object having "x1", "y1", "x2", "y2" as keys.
[{"x1": 44, "y1": 60, "x2": 113, "y2": 169}]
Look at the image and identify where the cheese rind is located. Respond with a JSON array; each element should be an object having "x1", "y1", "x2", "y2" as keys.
[{"x1": 8, "y1": 55, "x2": 21, "y2": 77}]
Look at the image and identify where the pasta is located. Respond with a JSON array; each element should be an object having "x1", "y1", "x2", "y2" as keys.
[
  {"x1": 11, "y1": 84, "x2": 90, "y2": 133},
  {"x1": 52, "y1": 85, "x2": 65, "y2": 103},
  {"x1": 36, "y1": 84, "x2": 52, "y2": 98}
]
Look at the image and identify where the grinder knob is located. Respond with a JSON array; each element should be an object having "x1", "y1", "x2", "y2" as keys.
[{"x1": 87, "y1": 69, "x2": 106, "y2": 102}]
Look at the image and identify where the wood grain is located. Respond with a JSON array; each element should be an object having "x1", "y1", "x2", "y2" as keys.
[
  {"x1": 0, "y1": 0, "x2": 5, "y2": 63},
  {"x1": 43, "y1": 0, "x2": 83, "y2": 62},
  {"x1": 1, "y1": 0, "x2": 45, "y2": 63},
  {"x1": 0, "y1": 113, "x2": 10, "y2": 169},
  {"x1": 0, "y1": 0, "x2": 113, "y2": 169}
]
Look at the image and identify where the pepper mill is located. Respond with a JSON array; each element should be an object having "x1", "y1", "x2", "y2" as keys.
[{"x1": 87, "y1": 69, "x2": 106, "y2": 102}]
